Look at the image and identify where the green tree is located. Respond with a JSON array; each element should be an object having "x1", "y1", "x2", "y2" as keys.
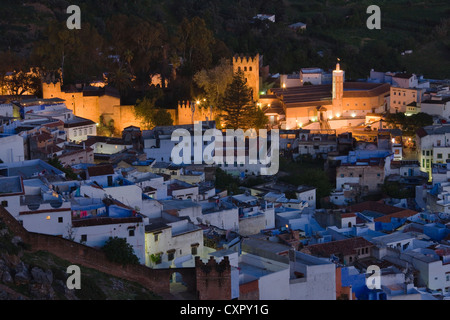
[
  {"x1": 277, "y1": 158, "x2": 332, "y2": 208},
  {"x1": 177, "y1": 16, "x2": 215, "y2": 75},
  {"x1": 384, "y1": 112, "x2": 433, "y2": 134},
  {"x1": 47, "y1": 156, "x2": 78, "y2": 180},
  {"x1": 152, "y1": 108, "x2": 173, "y2": 127},
  {"x1": 32, "y1": 21, "x2": 106, "y2": 84},
  {"x1": 218, "y1": 69, "x2": 256, "y2": 130},
  {"x1": 4, "y1": 69, "x2": 41, "y2": 97},
  {"x1": 107, "y1": 67, "x2": 133, "y2": 97},
  {"x1": 214, "y1": 168, "x2": 241, "y2": 195},
  {"x1": 193, "y1": 58, "x2": 233, "y2": 113},
  {"x1": 102, "y1": 236, "x2": 140, "y2": 266},
  {"x1": 382, "y1": 180, "x2": 414, "y2": 199},
  {"x1": 134, "y1": 96, "x2": 159, "y2": 130},
  {"x1": 134, "y1": 88, "x2": 172, "y2": 129},
  {"x1": 252, "y1": 107, "x2": 269, "y2": 129}
]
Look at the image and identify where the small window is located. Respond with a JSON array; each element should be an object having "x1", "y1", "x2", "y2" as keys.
[
  {"x1": 81, "y1": 234, "x2": 87, "y2": 242},
  {"x1": 129, "y1": 229, "x2": 135, "y2": 237},
  {"x1": 167, "y1": 250, "x2": 175, "y2": 261},
  {"x1": 58, "y1": 217, "x2": 63, "y2": 223},
  {"x1": 1, "y1": 200, "x2": 8, "y2": 207}
]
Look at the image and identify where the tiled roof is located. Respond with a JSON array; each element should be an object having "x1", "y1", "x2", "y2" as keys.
[
  {"x1": 341, "y1": 212, "x2": 356, "y2": 218},
  {"x1": 346, "y1": 201, "x2": 403, "y2": 215},
  {"x1": 87, "y1": 164, "x2": 114, "y2": 177},
  {"x1": 416, "y1": 127, "x2": 428, "y2": 138},
  {"x1": 72, "y1": 216, "x2": 141, "y2": 227},
  {"x1": 34, "y1": 131, "x2": 53, "y2": 143},
  {"x1": 43, "y1": 120, "x2": 64, "y2": 128},
  {"x1": 301, "y1": 237, "x2": 374, "y2": 257},
  {"x1": 393, "y1": 73, "x2": 413, "y2": 79},
  {"x1": 374, "y1": 209, "x2": 418, "y2": 223},
  {"x1": 269, "y1": 82, "x2": 389, "y2": 108}
]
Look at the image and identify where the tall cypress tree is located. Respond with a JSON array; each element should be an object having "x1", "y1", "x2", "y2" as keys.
[{"x1": 218, "y1": 69, "x2": 256, "y2": 130}]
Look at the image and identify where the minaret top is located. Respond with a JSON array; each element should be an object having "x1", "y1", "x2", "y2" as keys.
[{"x1": 334, "y1": 58, "x2": 343, "y2": 73}]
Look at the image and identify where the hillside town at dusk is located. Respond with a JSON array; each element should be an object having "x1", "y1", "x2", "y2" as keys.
[{"x1": 0, "y1": 0, "x2": 449, "y2": 304}]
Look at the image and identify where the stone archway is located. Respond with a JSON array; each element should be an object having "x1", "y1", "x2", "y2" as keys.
[{"x1": 169, "y1": 271, "x2": 188, "y2": 294}]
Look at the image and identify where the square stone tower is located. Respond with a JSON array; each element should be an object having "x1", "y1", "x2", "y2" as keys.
[{"x1": 232, "y1": 54, "x2": 260, "y2": 102}]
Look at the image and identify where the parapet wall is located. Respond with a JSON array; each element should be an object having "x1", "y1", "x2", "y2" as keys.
[{"x1": 0, "y1": 205, "x2": 231, "y2": 299}]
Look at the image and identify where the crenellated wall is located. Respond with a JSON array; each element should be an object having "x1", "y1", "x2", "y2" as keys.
[
  {"x1": 0, "y1": 205, "x2": 231, "y2": 299},
  {"x1": 177, "y1": 100, "x2": 219, "y2": 125},
  {"x1": 195, "y1": 256, "x2": 232, "y2": 300}
]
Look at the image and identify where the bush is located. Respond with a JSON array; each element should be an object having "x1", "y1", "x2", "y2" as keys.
[{"x1": 102, "y1": 237, "x2": 139, "y2": 266}]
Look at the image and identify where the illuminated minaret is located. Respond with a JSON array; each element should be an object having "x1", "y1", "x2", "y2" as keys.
[{"x1": 332, "y1": 59, "x2": 344, "y2": 115}]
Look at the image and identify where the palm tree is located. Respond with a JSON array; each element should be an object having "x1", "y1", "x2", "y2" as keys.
[{"x1": 107, "y1": 67, "x2": 133, "y2": 96}]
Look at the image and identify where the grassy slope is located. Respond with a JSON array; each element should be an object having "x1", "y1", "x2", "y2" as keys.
[{"x1": 22, "y1": 250, "x2": 162, "y2": 300}]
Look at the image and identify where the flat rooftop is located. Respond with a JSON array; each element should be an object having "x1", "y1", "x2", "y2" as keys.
[
  {"x1": 0, "y1": 176, "x2": 23, "y2": 195},
  {"x1": 160, "y1": 199, "x2": 201, "y2": 211},
  {"x1": 0, "y1": 160, "x2": 65, "y2": 180},
  {"x1": 372, "y1": 231, "x2": 419, "y2": 244}
]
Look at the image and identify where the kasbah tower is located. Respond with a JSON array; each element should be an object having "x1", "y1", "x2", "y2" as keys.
[
  {"x1": 177, "y1": 54, "x2": 261, "y2": 125},
  {"x1": 232, "y1": 53, "x2": 260, "y2": 102}
]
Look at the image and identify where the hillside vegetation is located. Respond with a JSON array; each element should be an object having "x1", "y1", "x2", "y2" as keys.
[{"x1": 0, "y1": 0, "x2": 449, "y2": 103}]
